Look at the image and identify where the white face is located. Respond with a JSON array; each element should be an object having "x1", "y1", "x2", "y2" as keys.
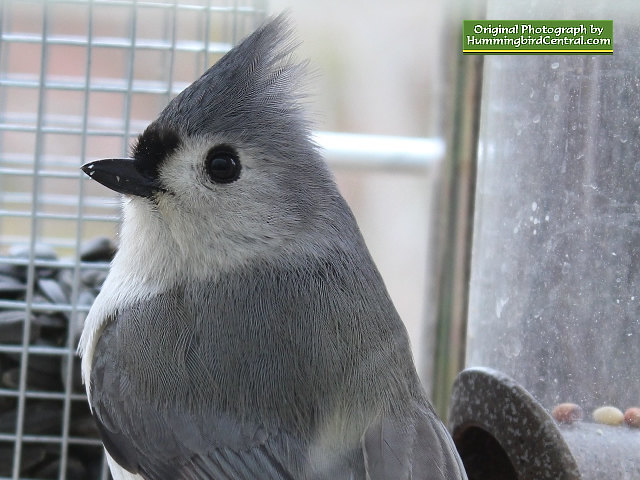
[
  {"x1": 118, "y1": 129, "x2": 337, "y2": 285},
  {"x1": 159, "y1": 135, "x2": 303, "y2": 245},
  {"x1": 99, "y1": 13, "x2": 335, "y2": 285}
]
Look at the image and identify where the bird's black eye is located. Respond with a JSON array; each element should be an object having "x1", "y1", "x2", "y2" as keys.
[{"x1": 206, "y1": 146, "x2": 241, "y2": 184}]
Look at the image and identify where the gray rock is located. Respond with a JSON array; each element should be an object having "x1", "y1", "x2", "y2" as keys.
[
  {"x1": 0, "y1": 311, "x2": 39, "y2": 344},
  {"x1": 2, "y1": 367, "x2": 62, "y2": 391},
  {"x1": 80, "y1": 236, "x2": 116, "y2": 262},
  {"x1": 0, "y1": 238, "x2": 117, "y2": 478},
  {"x1": 27, "y1": 340, "x2": 62, "y2": 375},
  {"x1": 25, "y1": 401, "x2": 62, "y2": 435},
  {"x1": 33, "y1": 313, "x2": 66, "y2": 329},
  {"x1": 11, "y1": 401, "x2": 62, "y2": 435},
  {"x1": 9, "y1": 244, "x2": 57, "y2": 261},
  {"x1": 0, "y1": 444, "x2": 46, "y2": 476},
  {"x1": 60, "y1": 355, "x2": 84, "y2": 393},
  {"x1": 9, "y1": 244, "x2": 59, "y2": 279},
  {"x1": 56, "y1": 268, "x2": 74, "y2": 297},
  {"x1": 77, "y1": 289, "x2": 96, "y2": 306},
  {"x1": 29, "y1": 355, "x2": 62, "y2": 376},
  {"x1": 0, "y1": 262, "x2": 22, "y2": 279},
  {"x1": 37, "y1": 278, "x2": 69, "y2": 305},
  {"x1": 80, "y1": 268, "x2": 109, "y2": 289},
  {"x1": 0, "y1": 395, "x2": 14, "y2": 414},
  {"x1": 69, "y1": 414, "x2": 100, "y2": 437},
  {"x1": 30, "y1": 456, "x2": 87, "y2": 480},
  {"x1": 0, "y1": 274, "x2": 27, "y2": 299}
]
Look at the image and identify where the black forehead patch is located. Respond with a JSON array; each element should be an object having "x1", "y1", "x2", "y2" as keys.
[{"x1": 132, "y1": 126, "x2": 181, "y2": 178}]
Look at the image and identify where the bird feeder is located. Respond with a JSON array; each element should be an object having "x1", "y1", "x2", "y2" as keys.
[{"x1": 449, "y1": 2, "x2": 640, "y2": 478}]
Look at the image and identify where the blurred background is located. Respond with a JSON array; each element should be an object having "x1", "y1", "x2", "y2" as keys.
[{"x1": 268, "y1": 0, "x2": 449, "y2": 388}]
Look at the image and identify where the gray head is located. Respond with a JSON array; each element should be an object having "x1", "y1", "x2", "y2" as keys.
[{"x1": 82, "y1": 15, "x2": 360, "y2": 277}]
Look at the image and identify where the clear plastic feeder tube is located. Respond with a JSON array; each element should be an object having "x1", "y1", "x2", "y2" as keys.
[{"x1": 466, "y1": 1, "x2": 640, "y2": 418}]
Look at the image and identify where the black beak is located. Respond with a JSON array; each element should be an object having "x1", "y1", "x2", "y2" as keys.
[{"x1": 81, "y1": 158, "x2": 158, "y2": 198}]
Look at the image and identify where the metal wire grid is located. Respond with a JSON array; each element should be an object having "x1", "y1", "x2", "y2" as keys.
[
  {"x1": 0, "y1": 1, "x2": 267, "y2": 478},
  {"x1": 0, "y1": 1, "x2": 442, "y2": 479}
]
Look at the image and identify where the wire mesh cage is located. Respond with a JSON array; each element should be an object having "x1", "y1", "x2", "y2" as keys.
[{"x1": 0, "y1": 1, "x2": 267, "y2": 478}]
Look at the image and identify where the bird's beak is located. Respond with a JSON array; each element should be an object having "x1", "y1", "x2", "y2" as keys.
[{"x1": 81, "y1": 158, "x2": 158, "y2": 198}]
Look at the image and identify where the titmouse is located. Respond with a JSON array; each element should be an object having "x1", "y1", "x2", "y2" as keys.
[{"x1": 79, "y1": 14, "x2": 467, "y2": 480}]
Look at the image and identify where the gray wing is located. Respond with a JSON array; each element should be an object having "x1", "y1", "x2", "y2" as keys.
[
  {"x1": 362, "y1": 402, "x2": 467, "y2": 480},
  {"x1": 91, "y1": 317, "x2": 307, "y2": 480}
]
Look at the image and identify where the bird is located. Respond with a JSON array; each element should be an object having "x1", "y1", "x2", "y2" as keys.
[{"x1": 78, "y1": 14, "x2": 467, "y2": 480}]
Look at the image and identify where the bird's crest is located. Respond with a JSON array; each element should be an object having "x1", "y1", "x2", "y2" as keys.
[{"x1": 155, "y1": 14, "x2": 309, "y2": 138}]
